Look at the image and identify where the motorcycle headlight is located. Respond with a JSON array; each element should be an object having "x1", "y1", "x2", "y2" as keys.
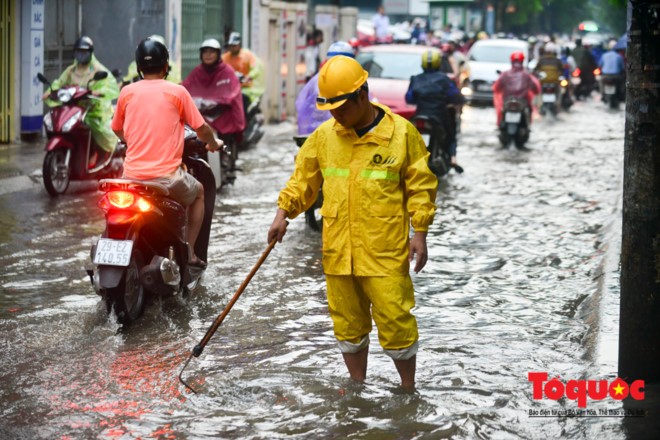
[
  {"x1": 43, "y1": 113, "x2": 53, "y2": 131},
  {"x1": 57, "y1": 87, "x2": 76, "y2": 103},
  {"x1": 461, "y1": 86, "x2": 473, "y2": 96},
  {"x1": 62, "y1": 110, "x2": 82, "y2": 132}
]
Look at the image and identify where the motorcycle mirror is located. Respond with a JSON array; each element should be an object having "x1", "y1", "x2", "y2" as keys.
[
  {"x1": 94, "y1": 71, "x2": 109, "y2": 81},
  {"x1": 37, "y1": 73, "x2": 50, "y2": 86},
  {"x1": 111, "y1": 68, "x2": 122, "y2": 79}
]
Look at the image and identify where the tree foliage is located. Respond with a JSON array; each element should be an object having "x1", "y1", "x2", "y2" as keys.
[{"x1": 493, "y1": 0, "x2": 626, "y2": 35}]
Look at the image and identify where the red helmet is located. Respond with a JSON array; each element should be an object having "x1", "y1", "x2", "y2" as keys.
[{"x1": 511, "y1": 51, "x2": 525, "y2": 63}]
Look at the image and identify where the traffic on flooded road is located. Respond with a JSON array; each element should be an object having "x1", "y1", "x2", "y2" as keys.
[{"x1": 0, "y1": 99, "x2": 629, "y2": 439}]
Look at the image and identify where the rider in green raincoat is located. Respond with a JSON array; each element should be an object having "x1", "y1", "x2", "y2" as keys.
[{"x1": 44, "y1": 36, "x2": 119, "y2": 156}]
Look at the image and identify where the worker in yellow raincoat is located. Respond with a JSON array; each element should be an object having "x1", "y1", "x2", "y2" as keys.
[
  {"x1": 268, "y1": 56, "x2": 438, "y2": 389},
  {"x1": 43, "y1": 36, "x2": 119, "y2": 163}
]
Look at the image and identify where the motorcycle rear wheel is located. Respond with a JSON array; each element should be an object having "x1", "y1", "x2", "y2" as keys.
[
  {"x1": 106, "y1": 250, "x2": 145, "y2": 325},
  {"x1": 221, "y1": 136, "x2": 238, "y2": 186},
  {"x1": 43, "y1": 150, "x2": 71, "y2": 196},
  {"x1": 427, "y1": 133, "x2": 450, "y2": 177},
  {"x1": 305, "y1": 189, "x2": 324, "y2": 232},
  {"x1": 499, "y1": 130, "x2": 511, "y2": 148},
  {"x1": 609, "y1": 96, "x2": 619, "y2": 110}
]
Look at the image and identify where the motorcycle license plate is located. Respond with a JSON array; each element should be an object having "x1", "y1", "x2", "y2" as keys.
[
  {"x1": 421, "y1": 133, "x2": 430, "y2": 145},
  {"x1": 505, "y1": 112, "x2": 521, "y2": 123},
  {"x1": 604, "y1": 85, "x2": 616, "y2": 95},
  {"x1": 542, "y1": 93, "x2": 556, "y2": 103},
  {"x1": 93, "y1": 238, "x2": 133, "y2": 266}
]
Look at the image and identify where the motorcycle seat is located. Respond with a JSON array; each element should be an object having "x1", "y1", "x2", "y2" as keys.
[{"x1": 98, "y1": 178, "x2": 170, "y2": 196}]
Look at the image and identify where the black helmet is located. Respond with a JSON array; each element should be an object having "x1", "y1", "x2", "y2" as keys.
[
  {"x1": 74, "y1": 36, "x2": 94, "y2": 52},
  {"x1": 135, "y1": 37, "x2": 169, "y2": 76}
]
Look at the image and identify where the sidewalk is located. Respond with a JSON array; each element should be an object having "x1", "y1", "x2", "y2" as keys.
[
  {"x1": 0, "y1": 139, "x2": 44, "y2": 196},
  {"x1": 0, "y1": 139, "x2": 43, "y2": 179}
]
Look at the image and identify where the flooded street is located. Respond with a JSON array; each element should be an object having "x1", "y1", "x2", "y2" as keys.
[{"x1": 0, "y1": 99, "x2": 630, "y2": 439}]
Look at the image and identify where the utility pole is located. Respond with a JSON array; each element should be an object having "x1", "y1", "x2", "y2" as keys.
[{"x1": 619, "y1": 0, "x2": 660, "y2": 383}]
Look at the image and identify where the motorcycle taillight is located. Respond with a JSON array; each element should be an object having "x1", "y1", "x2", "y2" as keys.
[
  {"x1": 414, "y1": 119, "x2": 430, "y2": 132},
  {"x1": 594, "y1": 68, "x2": 601, "y2": 76},
  {"x1": 109, "y1": 191, "x2": 135, "y2": 208},
  {"x1": 505, "y1": 101, "x2": 522, "y2": 112},
  {"x1": 572, "y1": 68, "x2": 581, "y2": 77},
  {"x1": 98, "y1": 191, "x2": 154, "y2": 213}
]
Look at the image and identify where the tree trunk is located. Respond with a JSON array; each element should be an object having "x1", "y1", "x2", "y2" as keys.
[{"x1": 619, "y1": 0, "x2": 660, "y2": 383}]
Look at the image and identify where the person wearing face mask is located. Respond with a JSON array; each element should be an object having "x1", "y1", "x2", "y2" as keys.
[{"x1": 43, "y1": 36, "x2": 120, "y2": 165}]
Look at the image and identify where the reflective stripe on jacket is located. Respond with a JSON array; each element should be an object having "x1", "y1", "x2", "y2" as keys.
[{"x1": 278, "y1": 103, "x2": 438, "y2": 276}]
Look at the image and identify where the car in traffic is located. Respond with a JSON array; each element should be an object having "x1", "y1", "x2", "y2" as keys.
[
  {"x1": 356, "y1": 44, "x2": 433, "y2": 119},
  {"x1": 462, "y1": 38, "x2": 529, "y2": 104}
]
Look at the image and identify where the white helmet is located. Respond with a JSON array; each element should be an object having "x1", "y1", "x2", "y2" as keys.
[
  {"x1": 326, "y1": 41, "x2": 354, "y2": 58},
  {"x1": 544, "y1": 42, "x2": 557, "y2": 54},
  {"x1": 200, "y1": 38, "x2": 221, "y2": 51}
]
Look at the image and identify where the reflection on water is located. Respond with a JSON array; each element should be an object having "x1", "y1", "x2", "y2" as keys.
[{"x1": 0, "y1": 103, "x2": 631, "y2": 438}]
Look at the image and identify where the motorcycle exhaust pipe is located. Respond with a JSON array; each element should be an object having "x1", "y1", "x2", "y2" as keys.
[{"x1": 140, "y1": 255, "x2": 181, "y2": 296}]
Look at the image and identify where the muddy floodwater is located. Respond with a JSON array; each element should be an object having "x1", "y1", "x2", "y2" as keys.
[{"x1": 0, "y1": 101, "x2": 635, "y2": 439}]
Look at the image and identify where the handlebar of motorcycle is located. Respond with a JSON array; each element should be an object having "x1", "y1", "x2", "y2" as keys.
[{"x1": 183, "y1": 137, "x2": 208, "y2": 156}]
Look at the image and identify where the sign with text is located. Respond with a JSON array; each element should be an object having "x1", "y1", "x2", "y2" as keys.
[{"x1": 21, "y1": 0, "x2": 45, "y2": 133}]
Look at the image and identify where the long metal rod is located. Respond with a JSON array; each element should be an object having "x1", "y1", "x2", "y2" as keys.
[{"x1": 179, "y1": 239, "x2": 277, "y2": 393}]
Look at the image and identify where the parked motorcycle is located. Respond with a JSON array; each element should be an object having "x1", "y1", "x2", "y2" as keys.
[
  {"x1": 37, "y1": 72, "x2": 124, "y2": 196},
  {"x1": 193, "y1": 97, "x2": 238, "y2": 188},
  {"x1": 88, "y1": 126, "x2": 216, "y2": 324},
  {"x1": 600, "y1": 74, "x2": 623, "y2": 109},
  {"x1": 498, "y1": 97, "x2": 531, "y2": 149},
  {"x1": 293, "y1": 135, "x2": 323, "y2": 231}
]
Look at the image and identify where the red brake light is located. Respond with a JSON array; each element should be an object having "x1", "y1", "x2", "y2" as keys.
[
  {"x1": 108, "y1": 191, "x2": 135, "y2": 208},
  {"x1": 572, "y1": 68, "x2": 581, "y2": 77},
  {"x1": 594, "y1": 68, "x2": 601, "y2": 76},
  {"x1": 414, "y1": 119, "x2": 429, "y2": 131}
]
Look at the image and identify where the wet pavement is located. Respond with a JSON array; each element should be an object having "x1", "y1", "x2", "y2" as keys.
[{"x1": 0, "y1": 100, "x2": 656, "y2": 439}]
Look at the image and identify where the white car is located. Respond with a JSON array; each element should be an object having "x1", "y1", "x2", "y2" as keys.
[{"x1": 462, "y1": 38, "x2": 529, "y2": 104}]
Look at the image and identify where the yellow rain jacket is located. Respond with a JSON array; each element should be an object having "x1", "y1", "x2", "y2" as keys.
[{"x1": 278, "y1": 103, "x2": 438, "y2": 276}]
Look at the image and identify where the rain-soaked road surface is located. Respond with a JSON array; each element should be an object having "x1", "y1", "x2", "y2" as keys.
[{"x1": 0, "y1": 99, "x2": 636, "y2": 439}]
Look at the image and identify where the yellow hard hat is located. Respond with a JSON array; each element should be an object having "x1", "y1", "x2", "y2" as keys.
[
  {"x1": 316, "y1": 56, "x2": 369, "y2": 110},
  {"x1": 421, "y1": 49, "x2": 441, "y2": 70}
]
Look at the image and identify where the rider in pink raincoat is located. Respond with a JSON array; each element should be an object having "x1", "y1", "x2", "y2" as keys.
[
  {"x1": 492, "y1": 51, "x2": 540, "y2": 126},
  {"x1": 182, "y1": 38, "x2": 245, "y2": 137}
]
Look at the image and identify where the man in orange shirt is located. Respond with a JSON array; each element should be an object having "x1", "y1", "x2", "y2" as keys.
[
  {"x1": 111, "y1": 37, "x2": 222, "y2": 267},
  {"x1": 222, "y1": 32, "x2": 265, "y2": 111}
]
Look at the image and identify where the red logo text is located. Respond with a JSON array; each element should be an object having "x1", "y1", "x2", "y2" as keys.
[{"x1": 528, "y1": 372, "x2": 645, "y2": 408}]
